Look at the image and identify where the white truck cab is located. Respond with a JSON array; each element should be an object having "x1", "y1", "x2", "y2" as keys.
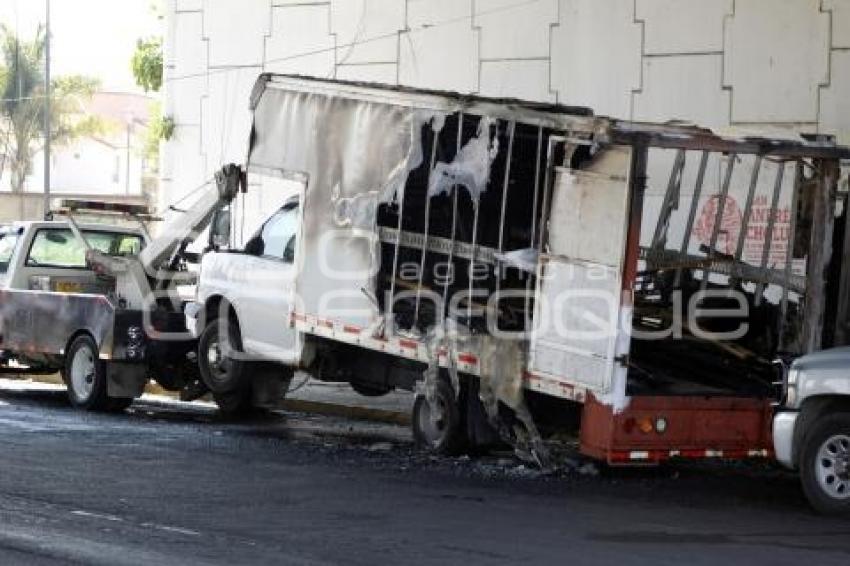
[{"x1": 185, "y1": 193, "x2": 304, "y2": 412}]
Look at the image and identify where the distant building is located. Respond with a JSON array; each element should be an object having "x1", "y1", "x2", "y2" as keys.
[{"x1": 0, "y1": 92, "x2": 156, "y2": 222}]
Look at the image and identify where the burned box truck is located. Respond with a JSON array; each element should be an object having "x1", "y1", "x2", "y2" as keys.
[{"x1": 188, "y1": 74, "x2": 850, "y2": 513}]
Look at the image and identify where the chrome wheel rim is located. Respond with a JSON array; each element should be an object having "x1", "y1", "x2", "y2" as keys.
[
  {"x1": 205, "y1": 335, "x2": 231, "y2": 386},
  {"x1": 816, "y1": 434, "x2": 850, "y2": 500},
  {"x1": 70, "y1": 343, "x2": 96, "y2": 402}
]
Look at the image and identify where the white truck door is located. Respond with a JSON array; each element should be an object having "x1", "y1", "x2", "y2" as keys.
[
  {"x1": 530, "y1": 145, "x2": 634, "y2": 399},
  {"x1": 230, "y1": 202, "x2": 301, "y2": 363}
]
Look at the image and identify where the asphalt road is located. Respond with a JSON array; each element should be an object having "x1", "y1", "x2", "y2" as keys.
[{"x1": 1, "y1": 382, "x2": 849, "y2": 565}]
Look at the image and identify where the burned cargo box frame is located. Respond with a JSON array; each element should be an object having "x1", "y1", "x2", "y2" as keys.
[
  {"x1": 626, "y1": 143, "x2": 845, "y2": 401},
  {"x1": 244, "y1": 74, "x2": 850, "y2": 416}
]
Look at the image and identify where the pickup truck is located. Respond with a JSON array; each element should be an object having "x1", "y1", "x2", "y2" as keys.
[{"x1": 774, "y1": 348, "x2": 850, "y2": 514}]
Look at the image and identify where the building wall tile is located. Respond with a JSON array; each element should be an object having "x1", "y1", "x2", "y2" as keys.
[
  {"x1": 723, "y1": 0, "x2": 829, "y2": 123},
  {"x1": 551, "y1": 0, "x2": 642, "y2": 118}
]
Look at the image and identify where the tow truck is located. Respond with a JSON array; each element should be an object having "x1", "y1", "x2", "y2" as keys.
[{"x1": 0, "y1": 166, "x2": 251, "y2": 410}]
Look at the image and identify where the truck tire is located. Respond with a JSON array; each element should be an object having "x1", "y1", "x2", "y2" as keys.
[
  {"x1": 412, "y1": 379, "x2": 464, "y2": 455},
  {"x1": 64, "y1": 334, "x2": 131, "y2": 412},
  {"x1": 198, "y1": 318, "x2": 247, "y2": 395},
  {"x1": 800, "y1": 413, "x2": 850, "y2": 515}
]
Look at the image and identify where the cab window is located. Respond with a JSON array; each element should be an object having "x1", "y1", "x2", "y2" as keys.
[
  {"x1": 26, "y1": 229, "x2": 144, "y2": 269},
  {"x1": 0, "y1": 233, "x2": 20, "y2": 273},
  {"x1": 254, "y1": 203, "x2": 299, "y2": 263}
]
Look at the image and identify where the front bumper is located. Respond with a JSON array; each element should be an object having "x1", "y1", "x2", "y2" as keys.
[{"x1": 772, "y1": 410, "x2": 799, "y2": 469}]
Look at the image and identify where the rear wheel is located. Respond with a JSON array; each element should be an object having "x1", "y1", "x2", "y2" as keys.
[
  {"x1": 412, "y1": 379, "x2": 464, "y2": 455},
  {"x1": 64, "y1": 335, "x2": 131, "y2": 412},
  {"x1": 800, "y1": 413, "x2": 850, "y2": 515}
]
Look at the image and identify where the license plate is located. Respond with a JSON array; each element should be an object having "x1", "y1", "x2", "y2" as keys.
[{"x1": 54, "y1": 281, "x2": 83, "y2": 293}]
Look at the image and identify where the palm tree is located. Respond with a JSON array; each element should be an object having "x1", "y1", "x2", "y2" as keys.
[
  {"x1": 0, "y1": 24, "x2": 46, "y2": 193},
  {"x1": 0, "y1": 25, "x2": 101, "y2": 194}
]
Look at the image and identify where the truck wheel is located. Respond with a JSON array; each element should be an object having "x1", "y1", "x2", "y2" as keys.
[
  {"x1": 198, "y1": 318, "x2": 246, "y2": 394},
  {"x1": 412, "y1": 379, "x2": 464, "y2": 455},
  {"x1": 800, "y1": 413, "x2": 850, "y2": 515},
  {"x1": 64, "y1": 335, "x2": 111, "y2": 411}
]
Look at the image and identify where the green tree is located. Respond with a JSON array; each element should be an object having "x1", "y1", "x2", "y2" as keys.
[
  {"x1": 130, "y1": 25, "x2": 171, "y2": 185},
  {"x1": 131, "y1": 37, "x2": 162, "y2": 93},
  {"x1": 0, "y1": 24, "x2": 102, "y2": 193}
]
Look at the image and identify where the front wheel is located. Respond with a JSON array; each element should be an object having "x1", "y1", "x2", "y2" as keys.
[
  {"x1": 64, "y1": 335, "x2": 131, "y2": 412},
  {"x1": 198, "y1": 318, "x2": 246, "y2": 395},
  {"x1": 800, "y1": 413, "x2": 850, "y2": 515}
]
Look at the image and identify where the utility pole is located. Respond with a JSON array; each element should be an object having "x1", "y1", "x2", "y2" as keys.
[
  {"x1": 125, "y1": 118, "x2": 132, "y2": 195},
  {"x1": 42, "y1": 0, "x2": 51, "y2": 220}
]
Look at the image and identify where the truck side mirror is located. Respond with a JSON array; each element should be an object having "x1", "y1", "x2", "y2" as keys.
[{"x1": 209, "y1": 209, "x2": 231, "y2": 249}]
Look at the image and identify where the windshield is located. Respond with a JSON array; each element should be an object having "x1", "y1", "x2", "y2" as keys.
[
  {"x1": 26, "y1": 229, "x2": 145, "y2": 269},
  {"x1": 0, "y1": 233, "x2": 20, "y2": 274}
]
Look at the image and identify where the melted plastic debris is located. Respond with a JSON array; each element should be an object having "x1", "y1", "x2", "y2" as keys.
[
  {"x1": 428, "y1": 117, "x2": 499, "y2": 201},
  {"x1": 332, "y1": 111, "x2": 442, "y2": 230},
  {"x1": 477, "y1": 335, "x2": 552, "y2": 471},
  {"x1": 494, "y1": 248, "x2": 538, "y2": 274}
]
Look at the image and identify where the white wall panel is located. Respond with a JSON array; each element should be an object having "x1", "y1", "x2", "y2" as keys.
[
  {"x1": 204, "y1": 0, "x2": 270, "y2": 67},
  {"x1": 820, "y1": 50, "x2": 850, "y2": 144},
  {"x1": 330, "y1": 0, "x2": 404, "y2": 65},
  {"x1": 824, "y1": 0, "x2": 850, "y2": 48},
  {"x1": 336, "y1": 63, "x2": 397, "y2": 84},
  {"x1": 633, "y1": 54, "x2": 729, "y2": 128},
  {"x1": 201, "y1": 67, "x2": 262, "y2": 169},
  {"x1": 162, "y1": 125, "x2": 207, "y2": 206},
  {"x1": 479, "y1": 59, "x2": 554, "y2": 102},
  {"x1": 637, "y1": 0, "x2": 732, "y2": 54},
  {"x1": 551, "y1": 0, "x2": 641, "y2": 118},
  {"x1": 398, "y1": 1, "x2": 479, "y2": 93},
  {"x1": 723, "y1": 0, "x2": 829, "y2": 123},
  {"x1": 474, "y1": 0, "x2": 558, "y2": 60},
  {"x1": 169, "y1": 12, "x2": 206, "y2": 125},
  {"x1": 265, "y1": 4, "x2": 335, "y2": 77}
]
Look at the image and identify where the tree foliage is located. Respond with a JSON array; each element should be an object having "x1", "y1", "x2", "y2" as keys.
[
  {"x1": 131, "y1": 37, "x2": 162, "y2": 93},
  {"x1": 142, "y1": 100, "x2": 174, "y2": 164},
  {"x1": 0, "y1": 25, "x2": 102, "y2": 193}
]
